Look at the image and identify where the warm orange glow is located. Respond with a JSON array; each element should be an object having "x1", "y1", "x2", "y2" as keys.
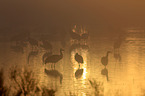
[{"x1": 70, "y1": 48, "x2": 88, "y2": 96}]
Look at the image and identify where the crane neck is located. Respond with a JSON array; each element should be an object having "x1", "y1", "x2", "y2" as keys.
[
  {"x1": 60, "y1": 50, "x2": 63, "y2": 57},
  {"x1": 106, "y1": 52, "x2": 110, "y2": 57}
]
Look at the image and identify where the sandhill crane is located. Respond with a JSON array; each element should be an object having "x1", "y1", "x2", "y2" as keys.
[
  {"x1": 114, "y1": 53, "x2": 121, "y2": 62},
  {"x1": 114, "y1": 37, "x2": 122, "y2": 53},
  {"x1": 75, "y1": 53, "x2": 83, "y2": 68},
  {"x1": 101, "y1": 51, "x2": 111, "y2": 67},
  {"x1": 114, "y1": 52, "x2": 122, "y2": 69},
  {"x1": 69, "y1": 44, "x2": 81, "y2": 53},
  {"x1": 41, "y1": 88, "x2": 56, "y2": 96},
  {"x1": 75, "y1": 68, "x2": 83, "y2": 79},
  {"x1": 27, "y1": 37, "x2": 38, "y2": 50},
  {"x1": 40, "y1": 40, "x2": 52, "y2": 51},
  {"x1": 44, "y1": 49, "x2": 64, "y2": 69},
  {"x1": 81, "y1": 33, "x2": 89, "y2": 40},
  {"x1": 27, "y1": 50, "x2": 39, "y2": 64},
  {"x1": 113, "y1": 37, "x2": 122, "y2": 62},
  {"x1": 101, "y1": 68, "x2": 109, "y2": 81},
  {"x1": 70, "y1": 32, "x2": 81, "y2": 41},
  {"x1": 11, "y1": 45, "x2": 24, "y2": 54},
  {"x1": 42, "y1": 51, "x2": 52, "y2": 64},
  {"x1": 44, "y1": 68, "x2": 63, "y2": 84},
  {"x1": 80, "y1": 33, "x2": 89, "y2": 45}
]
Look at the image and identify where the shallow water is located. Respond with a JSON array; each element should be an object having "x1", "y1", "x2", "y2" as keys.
[{"x1": 0, "y1": 27, "x2": 145, "y2": 96}]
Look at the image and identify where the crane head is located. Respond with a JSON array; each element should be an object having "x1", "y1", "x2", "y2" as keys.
[
  {"x1": 75, "y1": 53, "x2": 79, "y2": 56},
  {"x1": 60, "y1": 48, "x2": 64, "y2": 51},
  {"x1": 107, "y1": 51, "x2": 111, "y2": 54}
]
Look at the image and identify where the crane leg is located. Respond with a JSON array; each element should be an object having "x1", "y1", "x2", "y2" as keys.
[
  {"x1": 106, "y1": 75, "x2": 109, "y2": 81},
  {"x1": 54, "y1": 64, "x2": 55, "y2": 70},
  {"x1": 51, "y1": 64, "x2": 53, "y2": 69}
]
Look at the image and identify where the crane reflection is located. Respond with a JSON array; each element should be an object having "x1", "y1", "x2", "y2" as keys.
[{"x1": 70, "y1": 48, "x2": 88, "y2": 96}]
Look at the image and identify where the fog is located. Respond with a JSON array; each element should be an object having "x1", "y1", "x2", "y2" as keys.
[
  {"x1": 1, "y1": 1, "x2": 145, "y2": 96},
  {"x1": 1, "y1": 0, "x2": 145, "y2": 31}
]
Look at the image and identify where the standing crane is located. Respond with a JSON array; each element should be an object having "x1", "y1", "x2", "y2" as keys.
[
  {"x1": 70, "y1": 32, "x2": 81, "y2": 41},
  {"x1": 75, "y1": 68, "x2": 83, "y2": 79},
  {"x1": 40, "y1": 40, "x2": 52, "y2": 51},
  {"x1": 101, "y1": 51, "x2": 111, "y2": 67},
  {"x1": 113, "y1": 36, "x2": 122, "y2": 62},
  {"x1": 27, "y1": 37, "x2": 38, "y2": 50},
  {"x1": 42, "y1": 51, "x2": 52, "y2": 64},
  {"x1": 114, "y1": 52, "x2": 121, "y2": 62},
  {"x1": 81, "y1": 33, "x2": 89, "y2": 40},
  {"x1": 101, "y1": 68, "x2": 109, "y2": 81},
  {"x1": 80, "y1": 32, "x2": 89, "y2": 45},
  {"x1": 114, "y1": 37, "x2": 122, "y2": 53},
  {"x1": 75, "y1": 53, "x2": 84, "y2": 68},
  {"x1": 27, "y1": 50, "x2": 39, "y2": 64},
  {"x1": 44, "y1": 49, "x2": 64, "y2": 69},
  {"x1": 44, "y1": 68, "x2": 63, "y2": 84}
]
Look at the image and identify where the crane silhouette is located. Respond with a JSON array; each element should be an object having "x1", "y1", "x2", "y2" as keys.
[
  {"x1": 114, "y1": 52, "x2": 121, "y2": 62},
  {"x1": 101, "y1": 68, "x2": 109, "y2": 81},
  {"x1": 81, "y1": 44, "x2": 89, "y2": 50},
  {"x1": 80, "y1": 33, "x2": 89, "y2": 45},
  {"x1": 75, "y1": 53, "x2": 84, "y2": 68},
  {"x1": 113, "y1": 36, "x2": 122, "y2": 64},
  {"x1": 114, "y1": 37, "x2": 122, "y2": 53},
  {"x1": 69, "y1": 44, "x2": 81, "y2": 53},
  {"x1": 75, "y1": 68, "x2": 83, "y2": 79},
  {"x1": 40, "y1": 40, "x2": 52, "y2": 51},
  {"x1": 70, "y1": 32, "x2": 81, "y2": 41},
  {"x1": 27, "y1": 50, "x2": 39, "y2": 64},
  {"x1": 42, "y1": 51, "x2": 52, "y2": 64},
  {"x1": 44, "y1": 49, "x2": 64, "y2": 69},
  {"x1": 81, "y1": 33, "x2": 89, "y2": 40},
  {"x1": 101, "y1": 51, "x2": 111, "y2": 67},
  {"x1": 27, "y1": 37, "x2": 38, "y2": 50},
  {"x1": 44, "y1": 68, "x2": 63, "y2": 84}
]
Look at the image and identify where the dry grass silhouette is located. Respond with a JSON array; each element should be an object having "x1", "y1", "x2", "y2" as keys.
[
  {"x1": 10, "y1": 67, "x2": 40, "y2": 96},
  {"x1": 89, "y1": 79, "x2": 104, "y2": 96}
]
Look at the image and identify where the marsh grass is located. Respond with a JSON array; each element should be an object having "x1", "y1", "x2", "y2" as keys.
[
  {"x1": 0, "y1": 69, "x2": 11, "y2": 96},
  {"x1": 64, "y1": 91, "x2": 78, "y2": 96},
  {"x1": 10, "y1": 66, "x2": 58, "y2": 96},
  {"x1": 42, "y1": 87, "x2": 57, "y2": 96},
  {"x1": 10, "y1": 66, "x2": 40, "y2": 96},
  {"x1": 89, "y1": 79, "x2": 104, "y2": 96}
]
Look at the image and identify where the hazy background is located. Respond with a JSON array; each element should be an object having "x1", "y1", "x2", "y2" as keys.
[
  {"x1": 0, "y1": 0, "x2": 145, "y2": 96},
  {"x1": 0, "y1": 0, "x2": 145, "y2": 36}
]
